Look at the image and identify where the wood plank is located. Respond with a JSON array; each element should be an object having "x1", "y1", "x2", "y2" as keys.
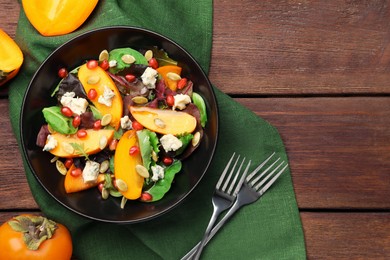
[
  {"x1": 0, "y1": 100, "x2": 37, "y2": 209},
  {"x1": 209, "y1": 0, "x2": 390, "y2": 95},
  {"x1": 302, "y1": 212, "x2": 390, "y2": 259},
  {"x1": 0, "y1": 0, "x2": 19, "y2": 38},
  {"x1": 236, "y1": 97, "x2": 390, "y2": 209}
]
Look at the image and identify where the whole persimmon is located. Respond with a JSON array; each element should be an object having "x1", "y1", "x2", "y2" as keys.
[{"x1": 0, "y1": 215, "x2": 72, "y2": 260}]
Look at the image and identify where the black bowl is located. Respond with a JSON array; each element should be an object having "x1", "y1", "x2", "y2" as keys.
[{"x1": 20, "y1": 26, "x2": 218, "y2": 223}]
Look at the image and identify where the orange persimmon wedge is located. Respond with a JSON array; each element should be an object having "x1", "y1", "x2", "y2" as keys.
[
  {"x1": 130, "y1": 106, "x2": 197, "y2": 135},
  {"x1": 78, "y1": 64, "x2": 123, "y2": 130},
  {"x1": 47, "y1": 129, "x2": 114, "y2": 158},
  {"x1": 114, "y1": 130, "x2": 144, "y2": 200},
  {"x1": 156, "y1": 65, "x2": 182, "y2": 91},
  {"x1": 64, "y1": 164, "x2": 105, "y2": 193},
  {"x1": 22, "y1": 0, "x2": 99, "y2": 36},
  {"x1": 0, "y1": 29, "x2": 23, "y2": 86}
]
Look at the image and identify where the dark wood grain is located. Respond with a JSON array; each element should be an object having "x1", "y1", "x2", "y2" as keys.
[
  {"x1": 237, "y1": 97, "x2": 390, "y2": 209},
  {"x1": 0, "y1": 1, "x2": 19, "y2": 38},
  {"x1": 1, "y1": 0, "x2": 390, "y2": 259},
  {"x1": 302, "y1": 212, "x2": 390, "y2": 259},
  {"x1": 210, "y1": 0, "x2": 390, "y2": 95}
]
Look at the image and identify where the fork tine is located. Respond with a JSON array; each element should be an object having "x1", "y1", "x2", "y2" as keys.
[
  {"x1": 246, "y1": 152, "x2": 276, "y2": 181},
  {"x1": 215, "y1": 153, "x2": 237, "y2": 189},
  {"x1": 256, "y1": 162, "x2": 288, "y2": 195},
  {"x1": 221, "y1": 156, "x2": 242, "y2": 191},
  {"x1": 232, "y1": 160, "x2": 251, "y2": 196},
  {"x1": 249, "y1": 157, "x2": 281, "y2": 186},
  {"x1": 226, "y1": 158, "x2": 247, "y2": 194}
]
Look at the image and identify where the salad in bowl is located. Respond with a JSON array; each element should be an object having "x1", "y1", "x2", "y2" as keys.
[
  {"x1": 21, "y1": 27, "x2": 218, "y2": 223},
  {"x1": 36, "y1": 46, "x2": 208, "y2": 209}
]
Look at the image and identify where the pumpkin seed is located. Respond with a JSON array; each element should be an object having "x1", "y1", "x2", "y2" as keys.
[
  {"x1": 152, "y1": 150, "x2": 158, "y2": 162},
  {"x1": 121, "y1": 54, "x2": 135, "y2": 64},
  {"x1": 101, "y1": 114, "x2": 112, "y2": 126},
  {"x1": 99, "y1": 49, "x2": 109, "y2": 61},
  {"x1": 47, "y1": 124, "x2": 55, "y2": 133},
  {"x1": 87, "y1": 75, "x2": 100, "y2": 85},
  {"x1": 99, "y1": 136, "x2": 108, "y2": 150},
  {"x1": 144, "y1": 50, "x2": 153, "y2": 61},
  {"x1": 154, "y1": 118, "x2": 166, "y2": 129},
  {"x1": 120, "y1": 197, "x2": 127, "y2": 209},
  {"x1": 132, "y1": 96, "x2": 148, "y2": 104},
  {"x1": 166, "y1": 72, "x2": 181, "y2": 81},
  {"x1": 192, "y1": 131, "x2": 201, "y2": 146},
  {"x1": 99, "y1": 160, "x2": 110, "y2": 173},
  {"x1": 62, "y1": 142, "x2": 74, "y2": 154},
  {"x1": 115, "y1": 179, "x2": 128, "y2": 192},
  {"x1": 56, "y1": 160, "x2": 67, "y2": 175},
  {"x1": 50, "y1": 156, "x2": 59, "y2": 163},
  {"x1": 135, "y1": 164, "x2": 150, "y2": 178},
  {"x1": 101, "y1": 187, "x2": 109, "y2": 199}
]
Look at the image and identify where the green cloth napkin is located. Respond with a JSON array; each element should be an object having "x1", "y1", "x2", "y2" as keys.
[{"x1": 8, "y1": 1, "x2": 306, "y2": 259}]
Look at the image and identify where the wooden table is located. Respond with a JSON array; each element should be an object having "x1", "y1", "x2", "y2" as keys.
[{"x1": 1, "y1": 1, "x2": 390, "y2": 259}]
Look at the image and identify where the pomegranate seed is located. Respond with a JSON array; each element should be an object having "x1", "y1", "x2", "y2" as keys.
[
  {"x1": 77, "y1": 129, "x2": 88, "y2": 138},
  {"x1": 177, "y1": 78, "x2": 187, "y2": 90},
  {"x1": 99, "y1": 59, "x2": 109, "y2": 70},
  {"x1": 58, "y1": 68, "x2": 68, "y2": 78},
  {"x1": 70, "y1": 168, "x2": 82, "y2": 177},
  {"x1": 125, "y1": 74, "x2": 136, "y2": 82},
  {"x1": 88, "y1": 88, "x2": 98, "y2": 100},
  {"x1": 166, "y1": 94, "x2": 174, "y2": 107},
  {"x1": 148, "y1": 58, "x2": 158, "y2": 69},
  {"x1": 97, "y1": 182, "x2": 104, "y2": 193},
  {"x1": 109, "y1": 139, "x2": 118, "y2": 150},
  {"x1": 72, "y1": 115, "x2": 81, "y2": 128},
  {"x1": 61, "y1": 106, "x2": 73, "y2": 117},
  {"x1": 64, "y1": 158, "x2": 73, "y2": 169},
  {"x1": 132, "y1": 121, "x2": 144, "y2": 130},
  {"x1": 86, "y1": 60, "x2": 98, "y2": 69},
  {"x1": 129, "y1": 145, "x2": 140, "y2": 155},
  {"x1": 163, "y1": 157, "x2": 173, "y2": 166},
  {"x1": 140, "y1": 192, "x2": 152, "y2": 202},
  {"x1": 93, "y1": 120, "x2": 102, "y2": 130}
]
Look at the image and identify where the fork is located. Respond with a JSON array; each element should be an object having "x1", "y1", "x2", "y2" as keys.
[
  {"x1": 192, "y1": 153, "x2": 251, "y2": 260},
  {"x1": 182, "y1": 152, "x2": 288, "y2": 260}
]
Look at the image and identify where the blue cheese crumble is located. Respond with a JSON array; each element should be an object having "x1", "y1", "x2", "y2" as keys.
[
  {"x1": 98, "y1": 86, "x2": 115, "y2": 107},
  {"x1": 60, "y1": 92, "x2": 88, "y2": 115},
  {"x1": 120, "y1": 115, "x2": 133, "y2": 130},
  {"x1": 151, "y1": 165, "x2": 165, "y2": 182},
  {"x1": 173, "y1": 94, "x2": 191, "y2": 110},
  {"x1": 43, "y1": 135, "x2": 57, "y2": 151},
  {"x1": 141, "y1": 67, "x2": 158, "y2": 89},
  {"x1": 82, "y1": 161, "x2": 100, "y2": 184},
  {"x1": 160, "y1": 134, "x2": 182, "y2": 152}
]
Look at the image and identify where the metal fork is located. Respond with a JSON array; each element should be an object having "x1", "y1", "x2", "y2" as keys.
[
  {"x1": 182, "y1": 152, "x2": 288, "y2": 260},
  {"x1": 192, "y1": 153, "x2": 251, "y2": 260}
]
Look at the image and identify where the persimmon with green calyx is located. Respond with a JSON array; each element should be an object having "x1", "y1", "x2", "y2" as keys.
[
  {"x1": 0, "y1": 29, "x2": 23, "y2": 86},
  {"x1": 156, "y1": 65, "x2": 182, "y2": 91},
  {"x1": 0, "y1": 214, "x2": 72, "y2": 260},
  {"x1": 46, "y1": 129, "x2": 114, "y2": 158},
  {"x1": 78, "y1": 63, "x2": 123, "y2": 129},
  {"x1": 130, "y1": 106, "x2": 197, "y2": 135},
  {"x1": 114, "y1": 130, "x2": 144, "y2": 200},
  {"x1": 22, "y1": 0, "x2": 98, "y2": 36},
  {"x1": 64, "y1": 164, "x2": 105, "y2": 193}
]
